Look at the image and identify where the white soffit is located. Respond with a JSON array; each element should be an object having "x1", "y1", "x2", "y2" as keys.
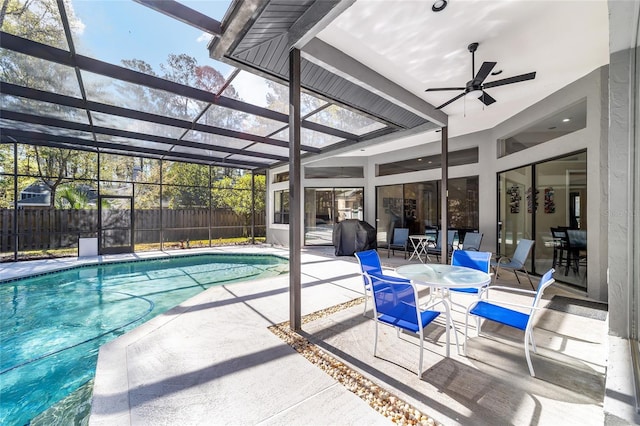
[{"x1": 317, "y1": 0, "x2": 609, "y2": 140}]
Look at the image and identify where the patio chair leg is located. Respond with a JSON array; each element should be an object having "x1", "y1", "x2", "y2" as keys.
[
  {"x1": 524, "y1": 331, "x2": 535, "y2": 377},
  {"x1": 363, "y1": 293, "x2": 368, "y2": 317},
  {"x1": 374, "y1": 322, "x2": 379, "y2": 356},
  {"x1": 418, "y1": 329, "x2": 424, "y2": 377},
  {"x1": 451, "y1": 315, "x2": 460, "y2": 355},
  {"x1": 513, "y1": 270, "x2": 522, "y2": 285},
  {"x1": 529, "y1": 331, "x2": 537, "y2": 353},
  {"x1": 523, "y1": 269, "x2": 535, "y2": 290}
]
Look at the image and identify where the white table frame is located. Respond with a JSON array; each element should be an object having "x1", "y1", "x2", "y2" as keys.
[
  {"x1": 407, "y1": 235, "x2": 435, "y2": 263},
  {"x1": 395, "y1": 263, "x2": 492, "y2": 353}
]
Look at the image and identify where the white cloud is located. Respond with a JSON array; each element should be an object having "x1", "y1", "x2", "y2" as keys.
[
  {"x1": 232, "y1": 72, "x2": 270, "y2": 107},
  {"x1": 196, "y1": 32, "x2": 212, "y2": 43},
  {"x1": 64, "y1": 0, "x2": 86, "y2": 35}
]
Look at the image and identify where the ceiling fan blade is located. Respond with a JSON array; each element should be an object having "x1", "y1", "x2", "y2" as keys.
[
  {"x1": 436, "y1": 92, "x2": 466, "y2": 110},
  {"x1": 473, "y1": 61, "x2": 497, "y2": 85},
  {"x1": 478, "y1": 91, "x2": 496, "y2": 106},
  {"x1": 425, "y1": 87, "x2": 465, "y2": 92},
  {"x1": 483, "y1": 71, "x2": 536, "y2": 89}
]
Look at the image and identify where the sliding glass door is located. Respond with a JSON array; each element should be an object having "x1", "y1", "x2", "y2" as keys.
[
  {"x1": 497, "y1": 151, "x2": 587, "y2": 288},
  {"x1": 304, "y1": 188, "x2": 363, "y2": 245}
]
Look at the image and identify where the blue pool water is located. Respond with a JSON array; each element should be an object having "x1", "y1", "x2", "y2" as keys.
[{"x1": 0, "y1": 253, "x2": 288, "y2": 425}]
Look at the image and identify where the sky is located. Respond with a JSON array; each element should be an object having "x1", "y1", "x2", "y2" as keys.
[{"x1": 66, "y1": 0, "x2": 273, "y2": 106}]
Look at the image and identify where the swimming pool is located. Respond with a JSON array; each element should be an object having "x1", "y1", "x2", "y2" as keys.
[{"x1": 0, "y1": 253, "x2": 288, "y2": 425}]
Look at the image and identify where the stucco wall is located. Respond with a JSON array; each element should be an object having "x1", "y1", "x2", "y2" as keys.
[
  {"x1": 608, "y1": 47, "x2": 636, "y2": 337},
  {"x1": 266, "y1": 67, "x2": 609, "y2": 301}
]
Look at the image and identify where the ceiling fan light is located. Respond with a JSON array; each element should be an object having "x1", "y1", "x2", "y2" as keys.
[
  {"x1": 432, "y1": 0, "x2": 447, "y2": 12},
  {"x1": 465, "y1": 89, "x2": 482, "y2": 99}
]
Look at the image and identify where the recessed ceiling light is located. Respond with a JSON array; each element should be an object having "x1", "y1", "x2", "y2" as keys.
[
  {"x1": 417, "y1": 158, "x2": 423, "y2": 162},
  {"x1": 432, "y1": 0, "x2": 447, "y2": 12},
  {"x1": 563, "y1": 118, "x2": 571, "y2": 122},
  {"x1": 427, "y1": 161, "x2": 433, "y2": 164}
]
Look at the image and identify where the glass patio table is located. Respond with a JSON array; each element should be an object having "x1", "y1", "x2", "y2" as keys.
[
  {"x1": 395, "y1": 263, "x2": 491, "y2": 355},
  {"x1": 396, "y1": 263, "x2": 491, "y2": 290}
]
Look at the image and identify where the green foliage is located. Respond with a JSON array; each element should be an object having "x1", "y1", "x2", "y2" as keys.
[
  {"x1": 162, "y1": 162, "x2": 210, "y2": 208},
  {"x1": 212, "y1": 174, "x2": 266, "y2": 235},
  {"x1": 55, "y1": 185, "x2": 88, "y2": 209},
  {"x1": 0, "y1": 0, "x2": 80, "y2": 92}
]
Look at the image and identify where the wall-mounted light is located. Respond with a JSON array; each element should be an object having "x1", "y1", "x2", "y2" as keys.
[{"x1": 432, "y1": 0, "x2": 448, "y2": 12}]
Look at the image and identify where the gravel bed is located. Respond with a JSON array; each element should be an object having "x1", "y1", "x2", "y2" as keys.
[{"x1": 268, "y1": 298, "x2": 441, "y2": 426}]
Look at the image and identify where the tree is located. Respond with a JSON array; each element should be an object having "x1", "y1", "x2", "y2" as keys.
[
  {"x1": 15, "y1": 146, "x2": 96, "y2": 207},
  {"x1": 212, "y1": 173, "x2": 266, "y2": 236},
  {"x1": 162, "y1": 161, "x2": 210, "y2": 208},
  {"x1": 55, "y1": 185, "x2": 88, "y2": 209},
  {"x1": 0, "y1": 0, "x2": 81, "y2": 94}
]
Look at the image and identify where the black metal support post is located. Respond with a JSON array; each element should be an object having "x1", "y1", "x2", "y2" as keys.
[
  {"x1": 289, "y1": 48, "x2": 302, "y2": 332},
  {"x1": 13, "y1": 141, "x2": 18, "y2": 261},
  {"x1": 251, "y1": 171, "x2": 255, "y2": 244},
  {"x1": 440, "y1": 126, "x2": 449, "y2": 264}
]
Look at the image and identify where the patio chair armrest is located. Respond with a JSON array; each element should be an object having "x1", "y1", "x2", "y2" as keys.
[
  {"x1": 478, "y1": 285, "x2": 536, "y2": 298},
  {"x1": 467, "y1": 299, "x2": 540, "y2": 314},
  {"x1": 367, "y1": 272, "x2": 411, "y2": 284},
  {"x1": 420, "y1": 296, "x2": 449, "y2": 312}
]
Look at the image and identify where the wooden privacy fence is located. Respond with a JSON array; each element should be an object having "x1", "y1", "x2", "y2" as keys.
[{"x1": 0, "y1": 208, "x2": 266, "y2": 252}]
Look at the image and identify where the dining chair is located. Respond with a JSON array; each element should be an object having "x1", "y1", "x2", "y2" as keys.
[
  {"x1": 354, "y1": 249, "x2": 411, "y2": 317},
  {"x1": 387, "y1": 227, "x2": 410, "y2": 258},
  {"x1": 491, "y1": 238, "x2": 535, "y2": 289},
  {"x1": 565, "y1": 229, "x2": 587, "y2": 277},
  {"x1": 549, "y1": 227, "x2": 569, "y2": 271},
  {"x1": 426, "y1": 230, "x2": 457, "y2": 261},
  {"x1": 461, "y1": 232, "x2": 483, "y2": 251},
  {"x1": 449, "y1": 250, "x2": 492, "y2": 300},
  {"x1": 464, "y1": 268, "x2": 555, "y2": 377},
  {"x1": 366, "y1": 271, "x2": 451, "y2": 377}
]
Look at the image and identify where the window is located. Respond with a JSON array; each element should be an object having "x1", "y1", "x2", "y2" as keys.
[
  {"x1": 497, "y1": 151, "x2": 587, "y2": 288},
  {"x1": 304, "y1": 187, "x2": 364, "y2": 245},
  {"x1": 274, "y1": 190, "x2": 289, "y2": 224},
  {"x1": 376, "y1": 148, "x2": 478, "y2": 177},
  {"x1": 304, "y1": 166, "x2": 364, "y2": 179},
  {"x1": 375, "y1": 177, "x2": 479, "y2": 245},
  {"x1": 273, "y1": 172, "x2": 289, "y2": 183},
  {"x1": 498, "y1": 100, "x2": 587, "y2": 157}
]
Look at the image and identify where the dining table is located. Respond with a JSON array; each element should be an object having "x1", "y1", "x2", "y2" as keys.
[
  {"x1": 395, "y1": 263, "x2": 492, "y2": 354},
  {"x1": 396, "y1": 263, "x2": 492, "y2": 291}
]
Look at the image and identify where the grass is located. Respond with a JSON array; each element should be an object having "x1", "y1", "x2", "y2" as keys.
[{"x1": 3, "y1": 237, "x2": 267, "y2": 261}]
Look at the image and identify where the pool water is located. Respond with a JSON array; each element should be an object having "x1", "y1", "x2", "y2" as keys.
[{"x1": 0, "y1": 254, "x2": 288, "y2": 426}]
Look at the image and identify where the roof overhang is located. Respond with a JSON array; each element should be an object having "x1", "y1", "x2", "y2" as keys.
[{"x1": 208, "y1": 0, "x2": 447, "y2": 141}]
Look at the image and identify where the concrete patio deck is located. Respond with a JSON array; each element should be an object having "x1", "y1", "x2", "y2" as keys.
[{"x1": 1, "y1": 245, "x2": 610, "y2": 425}]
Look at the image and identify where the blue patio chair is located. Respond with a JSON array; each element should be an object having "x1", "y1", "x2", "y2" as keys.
[
  {"x1": 354, "y1": 249, "x2": 411, "y2": 317},
  {"x1": 464, "y1": 268, "x2": 555, "y2": 377},
  {"x1": 387, "y1": 227, "x2": 410, "y2": 258},
  {"x1": 449, "y1": 250, "x2": 492, "y2": 329},
  {"x1": 366, "y1": 271, "x2": 451, "y2": 377},
  {"x1": 491, "y1": 238, "x2": 535, "y2": 289},
  {"x1": 426, "y1": 230, "x2": 457, "y2": 261},
  {"x1": 461, "y1": 232, "x2": 483, "y2": 251}
]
